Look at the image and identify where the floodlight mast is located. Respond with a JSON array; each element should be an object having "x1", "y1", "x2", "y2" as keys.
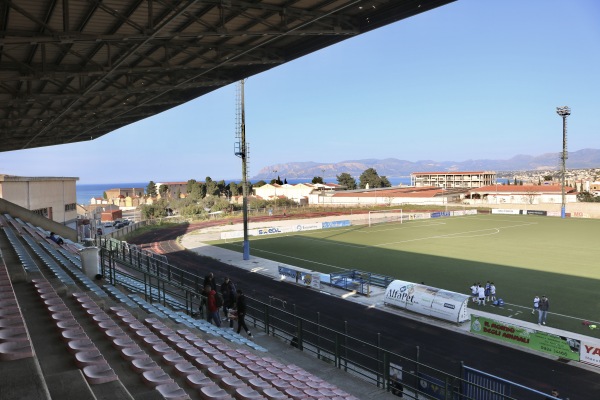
[
  {"x1": 556, "y1": 106, "x2": 570, "y2": 219},
  {"x1": 235, "y1": 80, "x2": 250, "y2": 259}
]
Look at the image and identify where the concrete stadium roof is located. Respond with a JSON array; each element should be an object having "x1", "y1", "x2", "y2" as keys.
[{"x1": 0, "y1": 0, "x2": 454, "y2": 152}]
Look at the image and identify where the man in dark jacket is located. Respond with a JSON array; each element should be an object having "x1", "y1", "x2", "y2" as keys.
[
  {"x1": 538, "y1": 295, "x2": 550, "y2": 325},
  {"x1": 220, "y1": 277, "x2": 236, "y2": 324},
  {"x1": 235, "y1": 289, "x2": 252, "y2": 337}
]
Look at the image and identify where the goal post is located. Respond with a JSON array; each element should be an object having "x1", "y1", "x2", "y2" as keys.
[{"x1": 368, "y1": 209, "x2": 404, "y2": 227}]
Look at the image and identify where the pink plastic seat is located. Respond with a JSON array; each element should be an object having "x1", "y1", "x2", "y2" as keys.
[
  {"x1": 56, "y1": 319, "x2": 80, "y2": 331},
  {"x1": 262, "y1": 388, "x2": 288, "y2": 400},
  {"x1": 83, "y1": 363, "x2": 119, "y2": 384},
  {"x1": 134, "y1": 328, "x2": 156, "y2": 338},
  {"x1": 43, "y1": 297, "x2": 64, "y2": 307},
  {"x1": 207, "y1": 365, "x2": 233, "y2": 382},
  {"x1": 212, "y1": 354, "x2": 231, "y2": 364},
  {"x1": 105, "y1": 328, "x2": 128, "y2": 339},
  {"x1": 235, "y1": 386, "x2": 266, "y2": 400},
  {"x1": 142, "y1": 369, "x2": 175, "y2": 388},
  {"x1": 75, "y1": 350, "x2": 106, "y2": 367},
  {"x1": 185, "y1": 372, "x2": 213, "y2": 389},
  {"x1": 290, "y1": 381, "x2": 309, "y2": 391},
  {"x1": 220, "y1": 375, "x2": 247, "y2": 392},
  {"x1": 173, "y1": 361, "x2": 198, "y2": 376},
  {"x1": 0, "y1": 341, "x2": 33, "y2": 361},
  {"x1": 60, "y1": 328, "x2": 88, "y2": 342},
  {"x1": 152, "y1": 343, "x2": 174, "y2": 355},
  {"x1": 128, "y1": 322, "x2": 147, "y2": 332},
  {"x1": 271, "y1": 380, "x2": 291, "y2": 392},
  {"x1": 163, "y1": 352, "x2": 186, "y2": 366},
  {"x1": 51, "y1": 311, "x2": 74, "y2": 321},
  {"x1": 248, "y1": 378, "x2": 273, "y2": 393},
  {"x1": 155, "y1": 382, "x2": 191, "y2": 400},
  {"x1": 246, "y1": 363, "x2": 266, "y2": 375},
  {"x1": 223, "y1": 360, "x2": 246, "y2": 374},
  {"x1": 158, "y1": 328, "x2": 176, "y2": 338},
  {"x1": 40, "y1": 293, "x2": 59, "y2": 301},
  {"x1": 131, "y1": 357, "x2": 161, "y2": 373},
  {"x1": 193, "y1": 355, "x2": 218, "y2": 371},
  {"x1": 0, "y1": 326, "x2": 28, "y2": 342},
  {"x1": 233, "y1": 368, "x2": 256, "y2": 383},
  {"x1": 199, "y1": 384, "x2": 231, "y2": 400},
  {"x1": 112, "y1": 337, "x2": 137, "y2": 349},
  {"x1": 166, "y1": 335, "x2": 186, "y2": 345},
  {"x1": 67, "y1": 339, "x2": 97, "y2": 354},
  {"x1": 176, "y1": 341, "x2": 196, "y2": 351},
  {"x1": 48, "y1": 304, "x2": 69, "y2": 313},
  {"x1": 184, "y1": 348, "x2": 203, "y2": 361},
  {"x1": 143, "y1": 335, "x2": 164, "y2": 346},
  {"x1": 0, "y1": 317, "x2": 24, "y2": 329},
  {"x1": 120, "y1": 346, "x2": 148, "y2": 361},
  {"x1": 0, "y1": 307, "x2": 20, "y2": 318},
  {"x1": 257, "y1": 371, "x2": 277, "y2": 382},
  {"x1": 98, "y1": 320, "x2": 119, "y2": 331},
  {"x1": 284, "y1": 388, "x2": 308, "y2": 400}
]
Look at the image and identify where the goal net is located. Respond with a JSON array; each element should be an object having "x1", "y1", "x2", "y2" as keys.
[{"x1": 368, "y1": 209, "x2": 404, "y2": 227}]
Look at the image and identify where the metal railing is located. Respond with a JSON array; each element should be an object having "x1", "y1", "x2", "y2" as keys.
[{"x1": 98, "y1": 237, "x2": 548, "y2": 400}]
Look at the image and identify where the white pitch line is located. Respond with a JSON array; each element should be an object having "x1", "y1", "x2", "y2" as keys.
[
  {"x1": 373, "y1": 221, "x2": 538, "y2": 248},
  {"x1": 250, "y1": 247, "x2": 348, "y2": 271}
]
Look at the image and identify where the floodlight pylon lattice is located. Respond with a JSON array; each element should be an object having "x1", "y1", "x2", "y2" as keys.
[
  {"x1": 556, "y1": 106, "x2": 570, "y2": 219},
  {"x1": 235, "y1": 80, "x2": 250, "y2": 260}
]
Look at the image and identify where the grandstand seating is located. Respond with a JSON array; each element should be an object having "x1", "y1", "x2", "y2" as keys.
[{"x1": 1, "y1": 212, "x2": 367, "y2": 400}]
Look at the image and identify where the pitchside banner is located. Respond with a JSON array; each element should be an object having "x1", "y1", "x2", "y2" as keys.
[
  {"x1": 470, "y1": 316, "x2": 580, "y2": 361},
  {"x1": 221, "y1": 219, "x2": 352, "y2": 239},
  {"x1": 491, "y1": 209, "x2": 520, "y2": 215},
  {"x1": 580, "y1": 341, "x2": 600, "y2": 367}
]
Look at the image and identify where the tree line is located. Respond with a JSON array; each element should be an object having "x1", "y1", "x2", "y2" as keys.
[{"x1": 140, "y1": 168, "x2": 391, "y2": 219}]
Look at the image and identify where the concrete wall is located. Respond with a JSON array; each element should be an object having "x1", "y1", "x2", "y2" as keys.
[
  {"x1": 0, "y1": 198, "x2": 77, "y2": 241},
  {"x1": 0, "y1": 179, "x2": 77, "y2": 224},
  {"x1": 486, "y1": 202, "x2": 600, "y2": 218}
]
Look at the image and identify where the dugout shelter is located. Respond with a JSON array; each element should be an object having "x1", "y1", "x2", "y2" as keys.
[{"x1": 384, "y1": 279, "x2": 470, "y2": 323}]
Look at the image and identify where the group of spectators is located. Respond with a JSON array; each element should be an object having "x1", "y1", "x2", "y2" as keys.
[{"x1": 200, "y1": 272, "x2": 252, "y2": 338}]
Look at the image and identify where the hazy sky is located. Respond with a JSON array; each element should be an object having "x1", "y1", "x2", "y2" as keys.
[{"x1": 2, "y1": 0, "x2": 599, "y2": 184}]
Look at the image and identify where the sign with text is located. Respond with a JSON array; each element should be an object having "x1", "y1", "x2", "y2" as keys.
[
  {"x1": 491, "y1": 209, "x2": 521, "y2": 215},
  {"x1": 580, "y1": 341, "x2": 600, "y2": 367},
  {"x1": 470, "y1": 316, "x2": 580, "y2": 361}
]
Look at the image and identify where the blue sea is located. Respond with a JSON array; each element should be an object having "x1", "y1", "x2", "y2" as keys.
[{"x1": 76, "y1": 177, "x2": 412, "y2": 205}]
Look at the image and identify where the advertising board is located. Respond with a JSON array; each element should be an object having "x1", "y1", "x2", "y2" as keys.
[
  {"x1": 491, "y1": 209, "x2": 521, "y2": 215},
  {"x1": 580, "y1": 342, "x2": 600, "y2": 367},
  {"x1": 470, "y1": 316, "x2": 580, "y2": 361}
]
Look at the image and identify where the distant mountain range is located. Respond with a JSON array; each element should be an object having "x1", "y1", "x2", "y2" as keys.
[{"x1": 252, "y1": 148, "x2": 600, "y2": 180}]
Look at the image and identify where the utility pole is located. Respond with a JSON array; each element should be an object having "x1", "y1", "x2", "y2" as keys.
[{"x1": 556, "y1": 106, "x2": 570, "y2": 219}]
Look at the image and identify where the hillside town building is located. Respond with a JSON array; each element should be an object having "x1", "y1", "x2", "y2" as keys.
[
  {"x1": 411, "y1": 171, "x2": 496, "y2": 189},
  {"x1": 466, "y1": 185, "x2": 577, "y2": 205}
]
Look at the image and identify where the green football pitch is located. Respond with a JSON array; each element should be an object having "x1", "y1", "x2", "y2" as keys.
[{"x1": 211, "y1": 214, "x2": 600, "y2": 337}]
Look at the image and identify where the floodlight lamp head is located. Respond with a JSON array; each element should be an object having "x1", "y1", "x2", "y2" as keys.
[{"x1": 556, "y1": 106, "x2": 571, "y2": 116}]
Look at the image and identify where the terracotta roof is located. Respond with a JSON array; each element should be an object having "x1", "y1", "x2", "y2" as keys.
[
  {"x1": 333, "y1": 187, "x2": 442, "y2": 198},
  {"x1": 469, "y1": 185, "x2": 574, "y2": 193}
]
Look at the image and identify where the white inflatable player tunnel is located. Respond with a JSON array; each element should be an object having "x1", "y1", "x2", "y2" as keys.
[{"x1": 384, "y1": 280, "x2": 470, "y2": 323}]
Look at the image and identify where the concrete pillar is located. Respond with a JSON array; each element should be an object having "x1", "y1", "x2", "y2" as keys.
[{"x1": 79, "y1": 247, "x2": 100, "y2": 279}]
